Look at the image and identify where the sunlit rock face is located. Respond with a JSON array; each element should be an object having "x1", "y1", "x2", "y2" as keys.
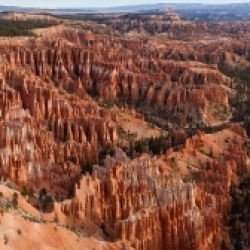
[{"x1": 58, "y1": 123, "x2": 249, "y2": 250}]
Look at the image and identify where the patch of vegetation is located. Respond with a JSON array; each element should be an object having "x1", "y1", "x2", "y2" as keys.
[
  {"x1": 0, "y1": 19, "x2": 58, "y2": 37},
  {"x1": 3, "y1": 234, "x2": 8, "y2": 244},
  {"x1": 120, "y1": 134, "x2": 172, "y2": 157},
  {"x1": 219, "y1": 65, "x2": 250, "y2": 136},
  {"x1": 54, "y1": 213, "x2": 59, "y2": 223},
  {"x1": 98, "y1": 144, "x2": 115, "y2": 165},
  {"x1": 21, "y1": 186, "x2": 34, "y2": 201},
  {"x1": 17, "y1": 229, "x2": 22, "y2": 235},
  {"x1": 81, "y1": 160, "x2": 94, "y2": 175},
  {"x1": 117, "y1": 125, "x2": 137, "y2": 141},
  {"x1": 219, "y1": 66, "x2": 250, "y2": 84},
  {"x1": 244, "y1": 120, "x2": 250, "y2": 138},
  {"x1": 12, "y1": 192, "x2": 18, "y2": 209},
  {"x1": 228, "y1": 177, "x2": 250, "y2": 249},
  {"x1": 38, "y1": 188, "x2": 53, "y2": 212}
]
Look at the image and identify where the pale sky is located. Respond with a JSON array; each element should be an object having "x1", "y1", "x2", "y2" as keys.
[{"x1": 0, "y1": 1, "x2": 248, "y2": 8}]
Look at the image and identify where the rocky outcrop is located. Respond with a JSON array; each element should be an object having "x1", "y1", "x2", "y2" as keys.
[
  {"x1": 59, "y1": 149, "x2": 220, "y2": 250},
  {"x1": 0, "y1": 57, "x2": 117, "y2": 193},
  {"x1": 59, "y1": 123, "x2": 249, "y2": 250}
]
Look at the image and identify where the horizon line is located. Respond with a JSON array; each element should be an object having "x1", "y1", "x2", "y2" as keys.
[{"x1": 1, "y1": 2, "x2": 250, "y2": 9}]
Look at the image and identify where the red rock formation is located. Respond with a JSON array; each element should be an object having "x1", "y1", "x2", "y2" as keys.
[
  {"x1": 0, "y1": 53, "x2": 117, "y2": 194},
  {"x1": 0, "y1": 30, "x2": 231, "y2": 126},
  {"x1": 57, "y1": 126, "x2": 248, "y2": 250},
  {"x1": 0, "y1": 16, "x2": 249, "y2": 250}
]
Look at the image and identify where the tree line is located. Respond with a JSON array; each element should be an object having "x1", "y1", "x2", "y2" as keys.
[
  {"x1": 225, "y1": 177, "x2": 250, "y2": 249},
  {"x1": 0, "y1": 19, "x2": 58, "y2": 37}
]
